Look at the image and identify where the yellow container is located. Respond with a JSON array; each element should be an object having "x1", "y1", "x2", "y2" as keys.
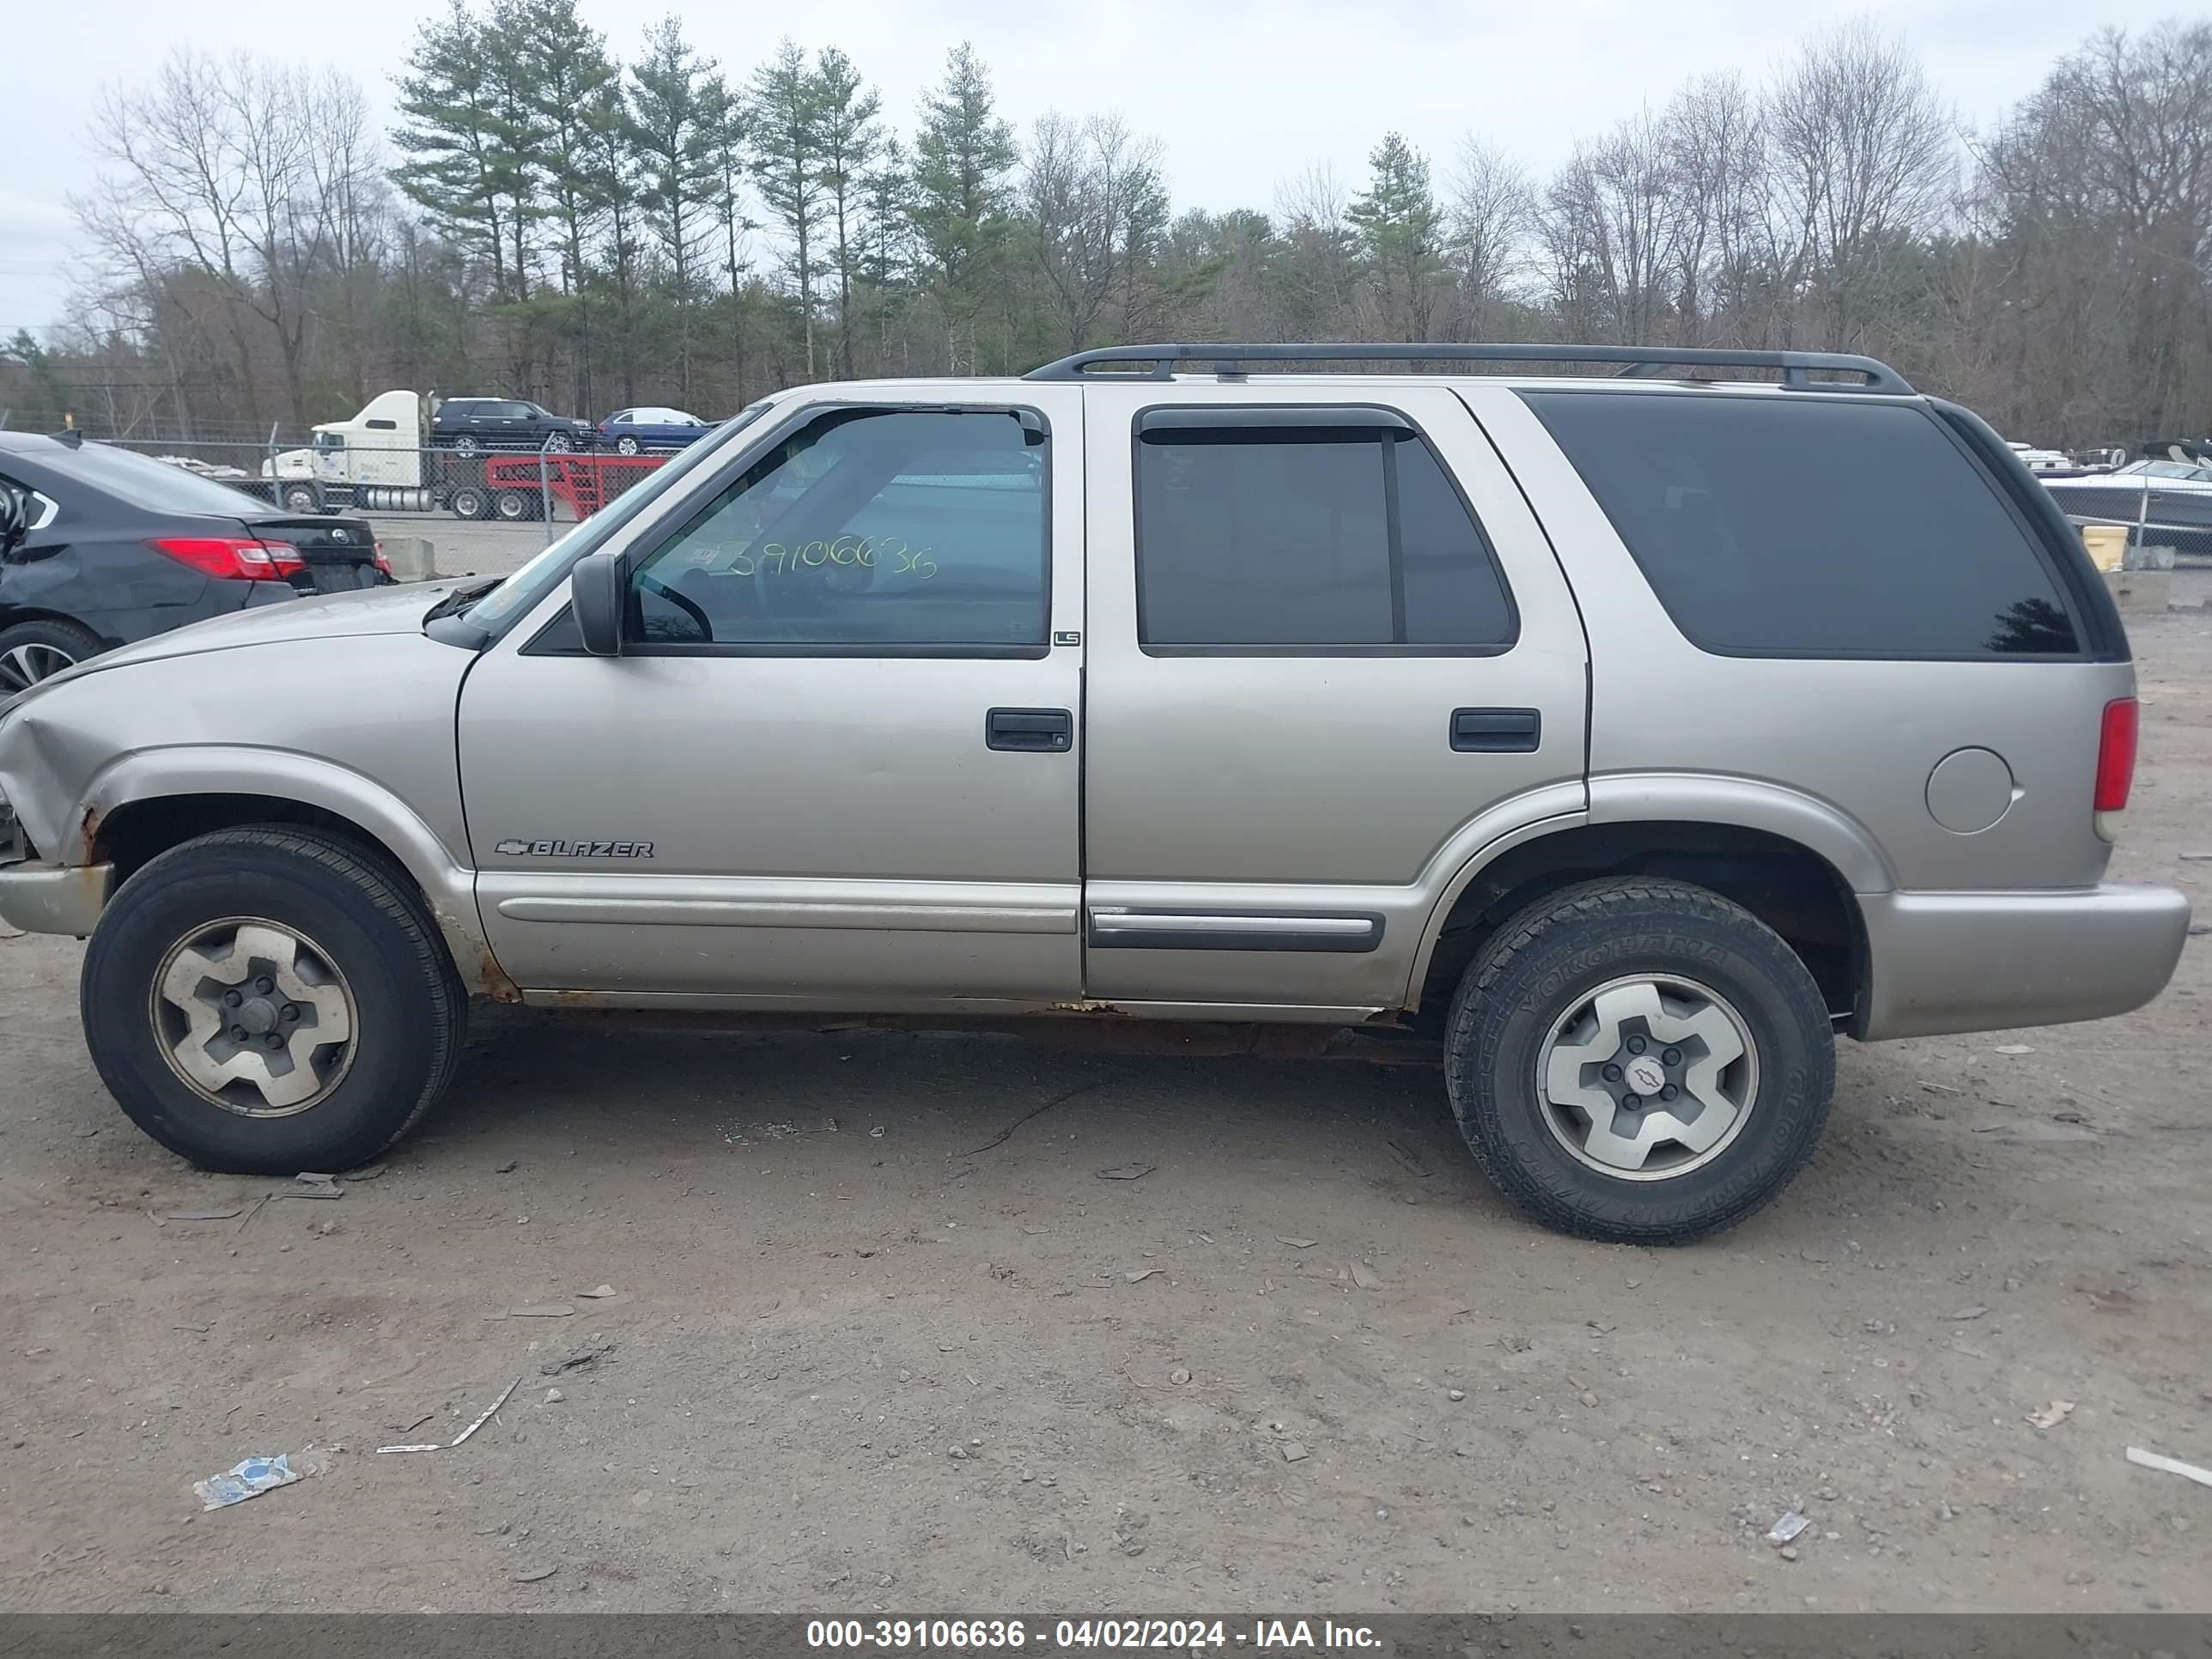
[{"x1": 2080, "y1": 524, "x2": 2127, "y2": 573}]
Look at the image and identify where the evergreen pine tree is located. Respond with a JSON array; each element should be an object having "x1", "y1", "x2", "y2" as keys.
[{"x1": 910, "y1": 42, "x2": 1017, "y2": 359}]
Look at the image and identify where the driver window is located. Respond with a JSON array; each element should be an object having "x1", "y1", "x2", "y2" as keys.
[{"x1": 627, "y1": 407, "x2": 1048, "y2": 648}]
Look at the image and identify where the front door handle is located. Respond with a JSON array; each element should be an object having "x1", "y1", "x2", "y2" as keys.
[
  {"x1": 1450, "y1": 707, "x2": 1541, "y2": 753},
  {"x1": 986, "y1": 707, "x2": 1073, "y2": 752}
]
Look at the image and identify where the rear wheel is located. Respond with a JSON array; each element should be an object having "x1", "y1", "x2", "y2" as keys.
[
  {"x1": 82, "y1": 828, "x2": 466, "y2": 1175},
  {"x1": 1444, "y1": 877, "x2": 1834, "y2": 1244},
  {"x1": 615, "y1": 434, "x2": 641, "y2": 456},
  {"x1": 0, "y1": 618, "x2": 104, "y2": 692},
  {"x1": 492, "y1": 488, "x2": 538, "y2": 521},
  {"x1": 448, "y1": 483, "x2": 492, "y2": 520}
]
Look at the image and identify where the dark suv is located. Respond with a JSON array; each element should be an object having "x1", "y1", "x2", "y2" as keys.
[
  {"x1": 0, "y1": 432, "x2": 386, "y2": 692},
  {"x1": 429, "y1": 398, "x2": 595, "y2": 455}
]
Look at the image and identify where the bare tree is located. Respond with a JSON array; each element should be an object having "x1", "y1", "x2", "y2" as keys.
[
  {"x1": 1767, "y1": 21, "x2": 1956, "y2": 347},
  {"x1": 1445, "y1": 137, "x2": 1534, "y2": 338},
  {"x1": 75, "y1": 51, "x2": 369, "y2": 429},
  {"x1": 1542, "y1": 112, "x2": 1678, "y2": 343},
  {"x1": 1661, "y1": 74, "x2": 1768, "y2": 343},
  {"x1": 1969, "y1": 21, "x2": 2212, "y2": 441},
  {"x1": 1024, "y1": 112, "x2": 1110, "y2": 353},
  {"x1": 1273, "y1": 164, "x2": 1358, "y2": 338},
  {"x1": 1024, "y1": 112, "x2": 1168, "y2": 353},
  {"x1": 308, "y1": 73, "x2": 392, "y2": 407}
]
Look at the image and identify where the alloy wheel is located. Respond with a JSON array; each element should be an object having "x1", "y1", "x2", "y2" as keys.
[
  {"x1": 150, "y1": 918, "x2": 359, "y2": 1116},
  {"x1": 0, "y1": 641, "x2": 77, "y2": 692},
  {"x1": 1534, "y1": 973, "x2": 1759, "y2": 1181}
]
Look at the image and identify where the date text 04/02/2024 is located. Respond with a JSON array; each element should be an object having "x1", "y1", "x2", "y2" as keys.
[{"x1": 805, "y1": 1619, "x2": 1382, "y2": 1650}]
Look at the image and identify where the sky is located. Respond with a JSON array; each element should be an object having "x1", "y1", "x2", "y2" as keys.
[{"x1": 0, "y1": 0, "x2": 2148, "y2": 339}]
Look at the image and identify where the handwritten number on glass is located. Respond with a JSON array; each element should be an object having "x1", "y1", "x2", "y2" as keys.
[{"x1": 725, "y1": 537, "x2": 935, "y2": 580}]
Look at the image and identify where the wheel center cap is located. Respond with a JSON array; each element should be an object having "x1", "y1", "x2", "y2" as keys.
[
  {"x1": 237, "y1": 998, "x2": 281, "y2": 1036},
  {"x1": 1624, "y1": 1055, "x2": 1668, "y2": 1096}
]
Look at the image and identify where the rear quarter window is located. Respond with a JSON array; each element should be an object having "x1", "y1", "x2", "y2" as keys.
[
  {"x1": 37, "y1": 441, "x2": 267, "y2": 519},
  {"x1": 1520, "y1": 392, "x2": 2081, "y2": 658}
]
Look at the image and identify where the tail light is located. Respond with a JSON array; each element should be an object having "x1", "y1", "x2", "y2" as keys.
[
  {"x1": 149, "y1": 537, "x2": 304, "y2": 581},
  {"x1": 2093, "y1": 696, "x2": 2137, "y2": 842},
  {"x1": 373, "y1": 540, "x2": 392, "y2": 577}
]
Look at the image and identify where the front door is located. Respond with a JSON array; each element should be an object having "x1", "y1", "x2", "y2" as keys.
[{"x1": 458, "y1": 386, "x2": 1085, "y2": 1008}]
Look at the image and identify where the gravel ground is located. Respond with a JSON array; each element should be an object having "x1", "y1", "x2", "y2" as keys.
[{"x1": 0, "y1": 591, "x2": 2207, "y2": 1615}]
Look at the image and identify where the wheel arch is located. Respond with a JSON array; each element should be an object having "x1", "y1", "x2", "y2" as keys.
[
  {"x1": 80, "y1": 753, "x2": 514, "y2": 1001},
  {"x1": 1411, "y1": 811, "x2": 1873, "y2": 1031},
  {"x1": 0, "y1": 607, "x2": 111, "y2": 646}
]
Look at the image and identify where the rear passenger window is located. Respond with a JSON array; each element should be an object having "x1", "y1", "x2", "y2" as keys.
[
  {"x1": 1522, "y1": 392, "x2": 2080, "y2": 657},
  {"x1": 1135, "y1": 410, "x2": 1517, "y2": 651}
]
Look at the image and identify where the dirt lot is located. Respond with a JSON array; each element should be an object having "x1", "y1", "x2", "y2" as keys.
[{"x1": 2, "y1": 588, "x2": 2208, "y2": 1617}]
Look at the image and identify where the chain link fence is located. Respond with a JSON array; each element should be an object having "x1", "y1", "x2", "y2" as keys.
[{"x1": 87, "y1": 434, "x2": 672, "y2": 541}]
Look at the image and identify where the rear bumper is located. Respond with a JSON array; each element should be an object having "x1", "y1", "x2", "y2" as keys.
[
  {"x1": 0, "y1": 859, "x2": 114, "y2": 938},
  {"x1": 1858, "y1": 883, "x2": 2192, "y2": 1040}
]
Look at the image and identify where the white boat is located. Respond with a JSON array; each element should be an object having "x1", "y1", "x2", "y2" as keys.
[
  {"x1": 2006, "y1": 441, "x2": 2074, "y2": 473},
  {"x1": 2040, "y1": 458, "x2": 2212, "y2": 551}
]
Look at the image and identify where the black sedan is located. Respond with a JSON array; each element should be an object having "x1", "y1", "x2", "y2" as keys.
[{"x1": 0, "y1": 432, "x2": 389, "y2": 692}]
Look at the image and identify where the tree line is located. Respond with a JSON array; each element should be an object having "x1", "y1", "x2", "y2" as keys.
[{"x1": 6, "y1": 8, "x2": 2209, "y2": 450}]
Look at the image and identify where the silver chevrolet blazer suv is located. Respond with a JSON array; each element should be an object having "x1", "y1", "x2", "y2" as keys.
[{"x1": 0, "y1": 343, "x2": 2191, "y2": 1243}]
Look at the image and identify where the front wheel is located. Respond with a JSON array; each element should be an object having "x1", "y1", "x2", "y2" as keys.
[
  {"x1": 81, "y1": 828, "x2": 466, "y2": 1174},
  {"x1": 1444, "y1": 878, "x2": 1834, "y2": 1244}
]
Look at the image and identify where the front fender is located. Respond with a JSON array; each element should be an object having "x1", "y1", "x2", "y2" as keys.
[
  {"x1": 76, "y1": 748, "x2": 500, "y2": 993},
  {"x1": 0, "y1": 631, "x2": 504, "y2": 995}
]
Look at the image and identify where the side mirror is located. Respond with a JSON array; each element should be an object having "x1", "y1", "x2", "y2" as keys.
[{"x1": 571, "y1": 550, "x2": 626, "y2": 657}]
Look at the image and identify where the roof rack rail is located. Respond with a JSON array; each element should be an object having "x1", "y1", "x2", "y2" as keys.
[{"x1": 1022, "y1": 342, "x2": 1915, "y2": 395}]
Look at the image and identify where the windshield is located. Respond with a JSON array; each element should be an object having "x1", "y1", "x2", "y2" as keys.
[
  {"x1": 62, "y1": 441, "x2": 273, "y2": 518},
  {"x1": 465, "y1": 400, "x2": 776, "y2": 629}
]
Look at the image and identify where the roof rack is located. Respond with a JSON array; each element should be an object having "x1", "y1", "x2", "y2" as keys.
[{"x1": 1022, "y1": 342, "x2": 1915, "y2": 395}]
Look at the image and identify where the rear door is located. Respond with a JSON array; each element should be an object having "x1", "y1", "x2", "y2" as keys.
[
  {"x1": 1079, "y1": 380, "x2": 1589, "y2": 1013},
  {"x1": 490, "y1": 402, "x2": 532, "y2": 446}
]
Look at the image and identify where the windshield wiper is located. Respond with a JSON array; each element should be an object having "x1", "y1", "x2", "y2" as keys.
[{"x1": 423, "y1": 576, "x2": 501, "y2": 622}]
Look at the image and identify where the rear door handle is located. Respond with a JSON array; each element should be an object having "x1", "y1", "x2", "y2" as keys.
[
  {"x1": 986, "y1": 707, "x2": 1073, "y2": 752},
  {"x1": 1450, "y1": 707, "x2": 1541, "y2": 753}
]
